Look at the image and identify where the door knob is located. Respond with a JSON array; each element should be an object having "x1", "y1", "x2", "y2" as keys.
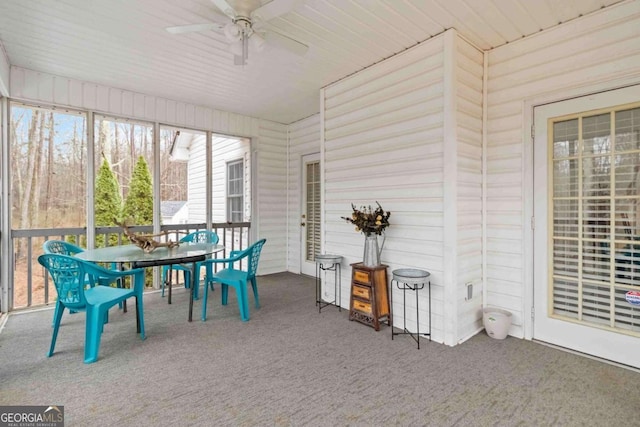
[{"x1": 301, "y1": 222, "x2": 306, "y2": 226}]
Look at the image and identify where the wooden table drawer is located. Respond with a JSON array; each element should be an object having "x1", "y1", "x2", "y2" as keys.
[
  {"x1": 352, "y1": 299, "x2": 372, "y2": 314},
  {"x1": 353, "y1": 269, "x2": 370, "y2": 284},
  {"x1": 352, "y1": 284, "x2": 371, "y2": 300}
]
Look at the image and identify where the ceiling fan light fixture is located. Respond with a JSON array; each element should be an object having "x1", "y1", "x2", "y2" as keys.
[
  {"x1": 229, "y1": 39, "x2": 244, "y2": 56},
  {"x1": 223, "y1": 22, "x2": 242, "y2": 42},
  {"x1": 249, "y1": 33, "x2": 265, "y2": 52},
  {"x1": 168, "y1": 0, "x2": 307, "y2": 66}
]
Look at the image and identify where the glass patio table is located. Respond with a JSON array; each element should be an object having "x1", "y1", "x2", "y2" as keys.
[{"x1": 76, "y1": 242, "x2": 225, "y2": 321}]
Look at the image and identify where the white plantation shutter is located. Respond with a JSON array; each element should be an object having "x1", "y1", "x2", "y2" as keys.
[
  {"x1": 551, "y1": 104, "x2": 640, "y2": 336},
  {"x1": 305, "y1": 161, "x2": 321, "y2": 262}
]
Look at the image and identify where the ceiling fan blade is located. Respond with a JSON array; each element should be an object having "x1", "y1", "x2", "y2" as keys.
[
  {"x1": 264, "y1": 30, "x2": 308, "y2": 56},
  {"x1": 251, "y1": 0, "x2": 300, "y2": 22},
  {"x1": 210, "y1": 0, "x2": 237, "y2": 19},
  {"x1": 166, "y1": 23, "x2": 224, "y2": 34}
]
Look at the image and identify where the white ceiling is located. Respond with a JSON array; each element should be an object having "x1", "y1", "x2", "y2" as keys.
[{"x1": 0, "y1": 0, "x2": 627, "y2": 124}]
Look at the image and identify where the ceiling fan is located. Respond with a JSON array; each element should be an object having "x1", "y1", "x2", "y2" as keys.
[{"x1": 166, "y1": 0, "x2": 308, "y2": 66}]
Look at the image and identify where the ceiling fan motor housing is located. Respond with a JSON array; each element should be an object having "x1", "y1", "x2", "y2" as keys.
[{"x1": 167, "y1": 0, "x2": 308, "y2": 65}]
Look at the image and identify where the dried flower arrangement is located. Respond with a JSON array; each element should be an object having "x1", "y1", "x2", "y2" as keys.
[{"x1": 341, "y1": 202, "x2": 391, "y2": 236}]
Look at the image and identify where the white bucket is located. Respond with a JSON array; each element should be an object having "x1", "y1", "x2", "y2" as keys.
[{"x1": 482, "y1": 308, "x2": 512, "y2": 340}]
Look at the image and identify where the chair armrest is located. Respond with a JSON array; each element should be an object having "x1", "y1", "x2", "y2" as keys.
[
  {"x1": 207, "y1": 253, "x2": 244, "y2": 264},
  {"x1": 227, "y1": 250, "x2": 244, "y2": 268},
  {"x1": 207, "y1": 256, "x2": 239, "y2": 265},
  {"x1": 207, "y1": 247, "x2": 250, "y2": 269},
  {"x1": 110, "y1": 267, "x2": 146, "y2": 292},
  {"x1": 84, "y1": 262, "x2": 147, "y2": 291}
]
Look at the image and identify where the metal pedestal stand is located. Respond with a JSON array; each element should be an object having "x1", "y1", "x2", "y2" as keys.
[
  {"x1": 390, "y1": 268, "x2": 431, "y2": 349},
  {"x1": 315, "y1": 254, "x2": 343, "y2": 313}
]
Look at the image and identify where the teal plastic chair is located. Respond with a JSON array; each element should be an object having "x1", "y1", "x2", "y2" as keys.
[
  {"x1": 43, "y1": 240, "x2": 85, "y2": 257},
  {"x1": 43, "y1": 240, "x2": 121, "y2": 324},
  {"x1": 43, "y1": 240, "x2": 119, "y2": 275},
  {"x1": 38, "y1": 254, "x2": 146, "y2": 364},
  {"x1": 161, "y1": 230, "x2": 219, "y2": 300},
  {"x1": 201, "y1": 238, "x2": 266, "y2": 322}
]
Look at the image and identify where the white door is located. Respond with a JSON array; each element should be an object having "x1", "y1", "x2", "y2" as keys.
[
  {"x1": 300, "y1": 153, "x2": 320, "y2": 276},
  {"x1": 533, "y1": 85, "x2": 640, "y2": 368}
]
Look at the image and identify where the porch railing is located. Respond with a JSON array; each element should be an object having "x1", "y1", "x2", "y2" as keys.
[{"x1": 8, "y1": 222, "x2": 251, "y2": 311}]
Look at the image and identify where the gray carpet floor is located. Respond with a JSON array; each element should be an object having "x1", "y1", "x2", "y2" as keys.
[{"x1": 1, "y1": 272, "x2": 639, "y2": 427}]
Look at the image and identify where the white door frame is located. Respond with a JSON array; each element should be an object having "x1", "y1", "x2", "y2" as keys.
[
  {"x1": 300, "y1": 152, "x2": 320, "y2": 276},
  {"x1": 532, "y1": 85, "x2": 640, "y2": 368},
  {"x1": 523, "y1": 76, "x2": 640, "y2": 340}
]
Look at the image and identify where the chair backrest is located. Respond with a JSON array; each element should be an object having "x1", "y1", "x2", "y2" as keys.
[
  {"x1": 43, "y1": 240, "x2": 85, "y2": 256},
  {"x1": 180, "y1": 230, "x2": 219, "y2": 244},
  {"x1": 246, "y1": 239, "x2": 266, "y2": 279},
  {"x1": 38, "y1": 254, "x2": 89, "y2": 309}
]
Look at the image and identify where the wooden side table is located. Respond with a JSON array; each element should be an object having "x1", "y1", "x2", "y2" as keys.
[{"x1": 349, "y1": 263, "x2": 390, "y2": 331}]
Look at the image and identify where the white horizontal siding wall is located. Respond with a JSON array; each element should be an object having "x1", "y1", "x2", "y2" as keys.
[
  {"x1": 10, "y1": 67, "x2": 263, "y2": 136},
  {"x1": 323, "y1": 34, "x2": 447, "y2": 343},
  {"x1": 486, "y1": 0, "x2": 640, "y2": 338},
  {"x1": 10, "y1": 66, "x2": 286, "y2": 276},
  {"x1": 287, "y1": 114, "x2": 321, "y2": 273},
  {"x1": 188, "y1": 135, "x2": 207, "y2": 223},
  {"x1": 455, "y1": 36, "x2": 484, "y2": 343},
  {"x1": 256, "y1": 120, "x2": 288, "y2": 274}
]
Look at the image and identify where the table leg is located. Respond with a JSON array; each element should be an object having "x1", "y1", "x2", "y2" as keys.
[
  {"x1": 391, "y1": 281, "x2": 428, "y2": 349},
  {"x1": 416, "y1": 283, "x2": 420, "y2": 349},
  {"x1": 317, "y1": 262, "x2": 341, "y2": 313},
  {"x1": 336, "y1": 264, "x2": 342, "y2": 312},
  {"x1": 119, "y1": 262, "x2": 128, "y2": 313},
  {"x1": 316, "y1": 262, "x2": 320, "y2": 311},
  {"x1": 168, "y1": 265, "x2": 173, "y2": 305},
  {"x1": 402, "y1": 284, "x2": 407, "y2": 334},
  {"x1": 428, "y1": 281, "x2": 431, "y2": 341},
  {"x1": 390, "y1": 280, "x2": 394, "y2": 340},
  {"x1": 188, "y1": 261, "x2": 196, "y2": 322}
]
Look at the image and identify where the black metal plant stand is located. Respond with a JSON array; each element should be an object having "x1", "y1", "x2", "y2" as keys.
[
  {"x1": 315, "y1": 255, "x2": 343, "y2": 313},
  {"x1": 390, "y1": 268, "x2": 431, "y2": 349}
]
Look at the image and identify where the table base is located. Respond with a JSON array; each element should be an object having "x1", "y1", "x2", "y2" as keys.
[
  {"x1": 316, "y1": 261, "x2": 341, "y2": 313},
  {"x1": 391, "y1": 280, "x2": 431, "y2": 349}
]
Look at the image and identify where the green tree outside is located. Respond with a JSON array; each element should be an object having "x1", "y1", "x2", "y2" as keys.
[
  {"x1": 122, "y1": 156, "x2": 155, "y2": 287},
  {"x1": 122, "y1": 156, "x2": 153, "y2": 225},
  {"x1": 95, "y1": 159, "x2": 122, "y2": 247}
]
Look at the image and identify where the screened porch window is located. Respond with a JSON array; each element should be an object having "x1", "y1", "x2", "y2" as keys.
[{"x1": 551, "y1": 103, "x2": 640, "y2": 336}]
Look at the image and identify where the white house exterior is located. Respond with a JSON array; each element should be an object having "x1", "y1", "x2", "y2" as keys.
[
  {"x1": 1, "y1": 0, "x2": 639, "y2": 367},
  {"x1": 168, "y1": 131, "x2": 251, "y2": 224},
  {"x1": 160, "y1": 201, "x2": 189, "y2": 225}
]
